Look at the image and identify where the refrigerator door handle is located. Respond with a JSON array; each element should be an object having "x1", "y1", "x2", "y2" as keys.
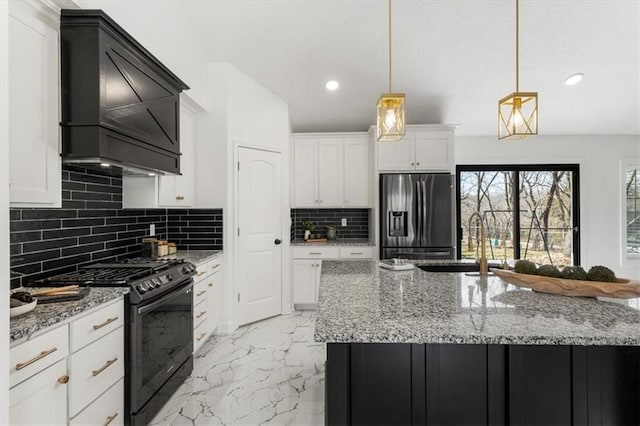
[
  {"x1": 415, "y1": 180, "x2": 422, "y2": 246},
  {"x1": 421, "y1": 180, "x2": 428, "y2": 246}
]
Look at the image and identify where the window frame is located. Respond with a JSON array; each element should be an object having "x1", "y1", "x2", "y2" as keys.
[
  {"x1": 456, "y1": 163, "x2": 581, "y2": 265},
  {"x1": 622, "y1": 160, "x2": 640, "y2": 261}
]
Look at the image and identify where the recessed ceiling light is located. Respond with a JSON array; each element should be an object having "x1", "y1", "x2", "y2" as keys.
[
  {"x1": 325, "y1": 80, "x2": 339, "y2": 91},
  {"x1": 565, "y1": 73, "x2": 584, "y2": 86},
  {"x1": 100, "y1": 163, "x2": 110, "y2": 167}
]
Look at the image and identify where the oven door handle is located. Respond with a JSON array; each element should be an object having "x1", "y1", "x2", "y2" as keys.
[{"x1": 137, "y1": 281, "x2": 193, "y2": 315}]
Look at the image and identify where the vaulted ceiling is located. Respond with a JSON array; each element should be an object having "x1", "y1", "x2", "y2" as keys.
[{"x1": 183, "y1": 0, "x2": 639, "y2": 136}]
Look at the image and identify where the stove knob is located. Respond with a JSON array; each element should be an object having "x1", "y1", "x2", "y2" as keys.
[
  {"x1": 153, "y1": 278, "x2": 162, "y2": 287},
  {"x1": 137, "y1": 282, "x2": 149, "y2": 293}
]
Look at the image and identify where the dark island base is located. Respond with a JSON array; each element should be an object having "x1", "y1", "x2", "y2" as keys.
[{"x1": 326, "y1": 343, "x2": 640, "y2": 426}]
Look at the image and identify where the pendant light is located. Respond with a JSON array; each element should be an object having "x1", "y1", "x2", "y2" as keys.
[
  {"x1": 498, "y1": 0, "x2": 538, "y2": 140},
  {"x1": 377, "y1": 0, "x2": 405, "y2": 142}
]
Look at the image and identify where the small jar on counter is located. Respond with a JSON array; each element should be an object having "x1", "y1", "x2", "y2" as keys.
[
  {"x1": 157, "y1": 241, "x2": 169, "y2": 257},
  {"x1": 168, "y1": 242, "x2": 177, "y2": 255}
]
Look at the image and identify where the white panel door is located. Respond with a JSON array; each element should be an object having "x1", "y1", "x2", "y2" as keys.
[
  {"x1": 414, "y1": 132, "x2": 453, "y2": 171},
  {"x1": 8, "y1": 1, "x2": 60, "y2": 207},
  {"x1": 292, "y1": 259, "x2": 317, "y2": 304},
  {"x1": 378, "y1": 134, "x2": 415, "y2": 171},
  {"x1": 293, "y1": 139, "x2": 318, "y2": 207},
  {"x1": 343, "y1": 137, "x2": 370, "y2": 207},
  {"x1": 317, "y1": 139, "x2": 343, "y2": 206},
  {"x1": 238, "y1": 148, "x2": 282, "y2": 325},
  {"x1": 10, "y1": 359, "x2": 67, "y2": 425}
]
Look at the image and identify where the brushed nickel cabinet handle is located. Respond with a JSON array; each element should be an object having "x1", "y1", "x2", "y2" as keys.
[
  {"x1": 196, "y1": 271, "x2": 207, "y2": 277},
  {"x1": 92, "y1": 357, "x2": 118, "y2": 376},
  {"x1": 309, "y1": 252, "x2": 321, "y2": 255},
  {"x1": 104, "y1": 413, "x2": 118, "y2": 426},
  {"x1": 93, "y1": 317, "x2": 118, "y2": 330},
  {"x1": 16, "y1": 347, "x2": 57, "y2": 370},
  {"x1": 196, "y1": 290, "x2": 206, "y2": 297},
  {"x1": 208, "y1": 283, "x2": 213, "y2": 287},
  {"x1": 350, "y1": 252, "x2": 364, "y2": 255},
  {"x1": 57, "y1": 374, "x2": 69, "y2": 384},
  {"x1": 176, "y1": 196, "x2": 185, "y2": 200},
  {"x1": 211, "y1": 264, "x2": 220, "y2": 269},
  {"x1": 197, "y1": 332, "x2": 207, "y2": 341},
  {"x1": 196, "y1": 311, "x2": 207, "y2": 319}
]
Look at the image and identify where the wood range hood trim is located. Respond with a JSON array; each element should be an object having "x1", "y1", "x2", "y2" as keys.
[{"x1": 60, "y1": 9, "x2": 190, "y2": 176}]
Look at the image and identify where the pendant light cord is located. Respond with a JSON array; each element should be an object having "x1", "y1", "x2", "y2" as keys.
[
  {"x1": 388, "y1": 0, "x2": 392, "y2": 93},
  {"x1": 515, "y1": 0, "x2": 519, "y2": 92}
]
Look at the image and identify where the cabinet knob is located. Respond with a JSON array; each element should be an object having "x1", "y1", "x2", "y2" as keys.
[
  {"x1": 176, "y1": 195, "x2": 185, "y2": 200},
  {"x1": 416, "y1": 162, "x2": 420, "y2": 166},
  {"x1": 57, "y1": 374, "x2": 70, "y2": 384},
  {"x1": 411, "y1": 162, "x2": 415, "y2": 166}
]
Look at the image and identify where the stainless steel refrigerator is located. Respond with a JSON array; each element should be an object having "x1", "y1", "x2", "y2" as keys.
[{"x1": 380, "y1": 173, "x2": 455, "y2": 260}]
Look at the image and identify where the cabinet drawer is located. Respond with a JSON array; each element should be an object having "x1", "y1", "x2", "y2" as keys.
[
  {"x1": 70, "y1": 378, "x2": 124, "y2": 426},
  {"x1": 69, "y1": 327, "x2": 124, "y2": 417},
  {"x1": 209, "y1": 257, "x2": 222, "y2": 274},
  {"x1": 339, "y1": 247, "x2": 374, "y2": 259},
  {"x1": 10, "y1": 325, "x2": 69, "y2": 388},
  {"x1": 193, "y1": 264, "x2": 210, "y2": 283},
  {"x1": 194, "y1": 299, "x2": 208, "y2": 329},
  {"x1": 292, "y1": 246, "x2": 340, "y2": 259},
  {"x1": 193, "y1": 280, "x2": 209, "y2": 304},
  {"x1": 193, "y1": 319, "x2": 209, "y2": 353},
  {"x1": 70, "y1": 299, "x2": 124, "y2": 352}
]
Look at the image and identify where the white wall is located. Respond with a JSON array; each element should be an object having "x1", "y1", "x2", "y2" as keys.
[
  {"x1": 456, "y1": 135, "x2": 640, "y2": 278},
  {"x1": 0, "y1": 0, "x2": 9, "y2": 421},
  {"x1": 197, "y1": 63, "x2": 291, "y2": 332},
  {"x1": 75, "y1": 0, "x2": 209, "y2": 109}
]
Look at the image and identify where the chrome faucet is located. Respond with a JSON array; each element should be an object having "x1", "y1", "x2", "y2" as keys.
[{"x1": 468, "y1": 212, "x2": 489, "y2": 276}]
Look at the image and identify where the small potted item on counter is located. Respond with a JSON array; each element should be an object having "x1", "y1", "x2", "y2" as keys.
[
  {"x1": 157, "y1": 240, "x2": 169, "y2": 257},
  {"x1": 168, "y1": 242, "x2": 177, "y2": 255}
]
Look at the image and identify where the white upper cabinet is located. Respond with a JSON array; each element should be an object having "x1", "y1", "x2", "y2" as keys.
[
  {"x1": 343, "y1": 137, "x2": 370, "y2": 207},
  {"x1": 292, "y1": 133, "x2": 370, "y2": 208},
  {"x1": 158, "y1": 100, "x2": 197, "y2": 207},
  {"x1": 123, "y1": 95, "x2": 200, "y2": 208},
  {"x1": 292, "y1": 140, "x2": 318, "y2": 207},
  {"x1": 378, "y1": 126, "x2": 455, "y2": 172},
  {"x1": 8, "y1": 1, "x2": 61, "y2": 207},
  {"x1": 317, "y1": 140, "x2": 344, "y2": 206}
]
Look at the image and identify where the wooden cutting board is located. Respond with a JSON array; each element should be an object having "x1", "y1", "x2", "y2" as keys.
[
  {"x1": 35, "y1": 287, "x2": 91, "y2": 304},
  {"x1": 490, "y1": 268, "x2": 640, "y2": 299}
]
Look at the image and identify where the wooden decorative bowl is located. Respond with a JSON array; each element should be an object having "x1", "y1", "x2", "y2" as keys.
[{"x1": 490, "y1": 268, "x2": 640, "y2": 299}]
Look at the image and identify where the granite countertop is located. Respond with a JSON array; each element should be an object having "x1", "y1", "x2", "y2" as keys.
[
  {"x1": 10, "y1": 287, "x2": 129, "y2": 343},
  {"x1": 314, "y1": 260, "x2": 640, "y2": 346},
  {"x1": 291, "y1": 239, "x2": 374, "y2": 246},
  {"x1": 159, "y1": 250, "x2": 223, "y2": 265}
]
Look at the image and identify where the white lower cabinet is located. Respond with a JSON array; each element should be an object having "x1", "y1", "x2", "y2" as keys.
[
  {"x1": 70, "y1": 379, "x2": 124, "y2": 426},
  {"x1": 69, "y1": 327, "x2": 124, "y2": 417},
  {"x1": 9, "y1": 298, "x2": 125, "y2": 426},
  {"x1": 9, "y1": 359, "x2": 68, "y2": 425},
  {"x1": 192, "y1": 255, "x2": 224, "y2": 353},
  {"x1": 292, "y1": 246, "x2": 373, "y2": 308}
]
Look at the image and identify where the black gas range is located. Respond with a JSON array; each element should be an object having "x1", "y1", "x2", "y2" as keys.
[{"x1": 35, "y1": 257, "x2": 197, "y2": 425}]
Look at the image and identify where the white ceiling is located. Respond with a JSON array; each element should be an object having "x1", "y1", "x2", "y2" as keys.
[{"x1": 182, "y1": 0, "x2": 640, "y2": 136}]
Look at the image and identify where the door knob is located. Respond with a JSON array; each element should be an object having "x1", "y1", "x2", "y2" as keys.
[{"x1": 274, "y1": 239, "x2": 282, "y2": 245}]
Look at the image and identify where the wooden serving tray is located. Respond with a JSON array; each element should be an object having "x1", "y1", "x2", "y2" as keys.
[
  {"x1": 306, "y1": 238, "x2": 328, "y2": 243},
  {"x1": 490, "y1": 268, "x2": 640, "y2": 299}
]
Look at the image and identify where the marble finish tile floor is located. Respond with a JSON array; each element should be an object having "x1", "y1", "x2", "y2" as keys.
[{"x1": 150, "y1": 311, "x2": 325, "y2": 425}]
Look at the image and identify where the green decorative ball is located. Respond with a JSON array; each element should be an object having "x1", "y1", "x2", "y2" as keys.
[
  {"x1": 586, "y1": 265, "x2": 617, "y2": 282},
  {"x1": 560, "y1": 266, "x2": 588, "y2": 280},
  {"x1": 514, "y1": 259, "x2": 537, "y2": 275},
  {"x1": 537, "y1": 264, "x2": 562, "y2": 278}
]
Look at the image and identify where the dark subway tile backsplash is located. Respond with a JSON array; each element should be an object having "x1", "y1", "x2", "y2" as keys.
[
  {"x1": 290, "y1": 208, "x2": 370, "y2": 241},
  {"x1": 10, "y1": 165, "x2": 223, "y2": 289}
]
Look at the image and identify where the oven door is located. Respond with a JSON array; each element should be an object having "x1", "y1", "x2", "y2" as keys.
[{"x1": 128, "y1": 281, "x2": 193, "y2": 413}]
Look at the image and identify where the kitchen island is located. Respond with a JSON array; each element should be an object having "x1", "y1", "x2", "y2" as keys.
[{"x1": 315, "y1": 260, "x2": 640, "y2": 425}]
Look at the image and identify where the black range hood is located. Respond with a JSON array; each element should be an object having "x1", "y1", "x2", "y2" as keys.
[{"x1": 60, "y1": 9, "x2": 189, "y2": 175}]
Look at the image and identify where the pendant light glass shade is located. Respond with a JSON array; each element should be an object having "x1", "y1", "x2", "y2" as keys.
[
  {"x1": 377, "y1": 93, "x2": 405, "y2": 142},
  {"x1": 498, "y1": 0, "x2": 537, "y2": 140},
  {"x1": 376, "y1": 0, "x2": 405, "y2": 142},
  {"x1": 498, "y1": 91, "x2": 538, "y2": 140}
]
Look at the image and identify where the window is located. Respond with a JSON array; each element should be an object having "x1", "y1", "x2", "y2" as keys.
[
  {"x1": 626, "y1": 165, "x2": 640, "y2": 258},
  {"x1": 457, "y1": 164, "x2": 580, "y2": 266}
]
